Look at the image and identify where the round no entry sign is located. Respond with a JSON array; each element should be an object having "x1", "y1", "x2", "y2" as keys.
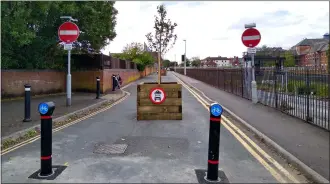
[
  {"x1": 58, "y1": 22, "x2": 80, "y2": 43},
  {"x1": 149, "y1": 87, "x2": 166, "y2": 104},
  {"x1": 241, "y1": 28, "x2": 261, "y2": 48}
]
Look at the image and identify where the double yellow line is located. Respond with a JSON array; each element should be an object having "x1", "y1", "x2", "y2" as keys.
[
  {"x1": 1, "y1": 92, "x2": 130, "y2": 156},
  {"x1": 174, "y1": 75, "x2": 300, "y2": 183}
]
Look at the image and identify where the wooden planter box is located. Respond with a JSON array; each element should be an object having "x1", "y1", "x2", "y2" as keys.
[
  {"x1": 160, "y1": 69, "x2": 167, "y2": 76},
  {"x1": 137, "y1": 82, "x2": 182, "y2": 120}
]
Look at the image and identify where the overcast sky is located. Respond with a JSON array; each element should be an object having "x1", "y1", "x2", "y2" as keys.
[{"x1": 101, "y1": 1, "x2": 329, "y2": 62}]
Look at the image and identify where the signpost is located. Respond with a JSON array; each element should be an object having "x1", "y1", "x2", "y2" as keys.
[
  {"x1": 149, "y1": 87, "x2": 166, "y2": 104},
  {"x1": 242, "y1": 25, "x2": 261, "y2": 104},
  {"x1": 58, "y1": 19, "x2": 79, "y2": 106}
]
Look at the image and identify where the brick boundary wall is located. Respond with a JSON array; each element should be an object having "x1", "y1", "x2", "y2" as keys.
[{"x1": 1, "y1": 66, "x2": 156, "y2": 98}]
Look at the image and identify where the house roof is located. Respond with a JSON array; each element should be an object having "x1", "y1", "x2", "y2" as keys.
[
  {"x1": 294, "y1": 38, "x2": 328, "y2": 47},
  {"x1": 291, "y1": 37, "x2": 329, "y2": 55},
  {"x1": 202, "y1": 56, "x2": 229, "y2": 61}
]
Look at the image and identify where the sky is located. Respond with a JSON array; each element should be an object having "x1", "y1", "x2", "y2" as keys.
[{"x1": 101, "y1": 1, "x2": 329, "y2": 63}]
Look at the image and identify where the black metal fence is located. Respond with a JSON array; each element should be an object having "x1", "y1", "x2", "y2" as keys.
[
  {"x1": 70, "y1": 54, "x2": 137, "y2": 70},
  {"x1": 175, "y1": 67, "x2": 329, "y2": 130}
]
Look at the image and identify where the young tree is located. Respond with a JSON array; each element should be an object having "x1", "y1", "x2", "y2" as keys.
[{"x1": 145, "y1": 4, "x2": 177, "y2": 84}]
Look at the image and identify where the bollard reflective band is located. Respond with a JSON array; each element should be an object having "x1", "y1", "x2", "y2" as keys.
[
  {"x1": 41, "y1": 155, "x2": 52, "y2": 160},
  {"x1": 97, "y1": 79, "x2": 100, "y2": 81},
  {"x1": 208, "y1": 160, "x2": 219, "y2": 164},
  {"x1": 210, "y1": 117, "x2": 221, "y2": 122},
  {"x1": 40, "y1": 116, "x2": 52, "y2": 119},
  {"x1": 25, "y1": 88, "x2": 31, "y2": 91}
]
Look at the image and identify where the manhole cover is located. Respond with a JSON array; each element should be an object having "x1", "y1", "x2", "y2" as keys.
[{"x1": 93, "y1": 144, "x2": 128, "y2": 154}]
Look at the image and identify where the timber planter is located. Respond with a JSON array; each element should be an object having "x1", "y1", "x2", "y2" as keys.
[{"x1": 137, "y1": 82, "x2": 182, "y2": 120}]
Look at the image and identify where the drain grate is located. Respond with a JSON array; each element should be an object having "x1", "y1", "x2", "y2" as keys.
[{"x1": 93, "y1": 143, "x2": 128, "y2": 154}]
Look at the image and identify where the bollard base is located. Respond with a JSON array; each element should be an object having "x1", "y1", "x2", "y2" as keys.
[
  {"x1": 195, "y1": 169, "x2": 229, "y2": 184},
  {"x1": 28, "y1": 165, "x2": 67, "y2": 180},
  {"x1": 23, "y1": 118, "x2": 32, "y2": 122}
]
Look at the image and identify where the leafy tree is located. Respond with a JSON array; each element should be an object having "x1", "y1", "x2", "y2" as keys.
[
  {"x1": 145, "y1": 4, "x2": 177, "y2": 83},
  {"x1": 1, "y1": 1, "x2": 118, "y2": 69},
  {"x1": 162, "y1": 59, "x2": 171, "y2": 68},
  {"x1": 284, "y1": 51, "x2": 296, "y2": 67},
  {"x1": 190, "y1": 57, "x2": 201, "y2": 67},
  {"x1": 169, "y1": 61, "x2": 178, "y2": 67},
  {"x1": 112, "y1": 42, "x2": 154, "y2": 71}
]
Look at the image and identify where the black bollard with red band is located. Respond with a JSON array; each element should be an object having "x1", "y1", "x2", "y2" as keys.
[
  {"x1": 38, "y1": 102, "x2": 55, "y2": 177},
  {"x1": 23, "y1": 84, "x2": 32, "y2": 122},
  {"x1": 96, "y1": 77, "x2": 100, "y2": 99},
  {"x1": 206, "y1": 102, "x2": 223, "y2": 182}
]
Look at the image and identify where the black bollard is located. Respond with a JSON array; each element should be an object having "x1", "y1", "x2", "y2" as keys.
[
  {"x1": 38, "y1": 102, "x2": 56, "y2": 177},
  {"x1": 23, "y1": 84, "x2": 32, "y2": 122},
  {"x1": 206, "y1": 103, "x2": 223, "y2": 181},
  {"x1": 112, "y1": 74, "x2": 116, "y2": 91},
  {"x1": 96, "y1": 77, "x2": 100, "y2": 99}
]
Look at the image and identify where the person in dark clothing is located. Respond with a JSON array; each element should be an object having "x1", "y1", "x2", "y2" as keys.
[{"x1": 117, "y1": 74, "x2": 122, "y2": 87}]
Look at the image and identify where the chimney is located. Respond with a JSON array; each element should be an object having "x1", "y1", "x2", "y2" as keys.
[{"x1": 323, "y1": 33, "x2": 329, "y2": 40}]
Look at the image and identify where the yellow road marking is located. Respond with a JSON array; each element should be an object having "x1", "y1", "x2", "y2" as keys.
[
  {"x1": 1, "y1": 92, "x2": 130, "y2": 155},
  {"x1": 173, "y1": 74, "x2": 300, "y2": 183},
  {"x1": 174, "y1": 75, "x2": 300, "y2": 183}
]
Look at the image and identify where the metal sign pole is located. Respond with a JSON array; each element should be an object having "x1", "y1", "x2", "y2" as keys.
[
  {"x1": 66, "y1": 48, "x2": 72, "y2": 106},
  {"x1": 251, "y1": 53, "x2": 258, "y2": 104}
]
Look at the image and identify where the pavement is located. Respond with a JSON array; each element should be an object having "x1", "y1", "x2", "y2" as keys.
[
  {"x1": 1, "y1": 73, "x2": 307, "y2": 183},
  {"x1": 173, "y1": 71, "x2": 330, "y2": 181},
  {"x1": 1, "y1": 91, "x2": 121, "y2": 138}
]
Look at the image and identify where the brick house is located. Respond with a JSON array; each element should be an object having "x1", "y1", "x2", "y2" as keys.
[
  {"x1": 228, "y1": 56, "x2": 240, "y2": 67},
  {"x1": 201, "y1": 56, "x2": 231, "y2": 67},
  {"x1": 291, "y1": 33, "x2": 329, "y2": 67}
]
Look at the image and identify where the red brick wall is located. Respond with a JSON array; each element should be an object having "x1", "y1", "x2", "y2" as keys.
[
  {"x1": 1, "y1": 70, "x2": 65, "y2": 98},
  {"x1": 1, "y1": 66, "x2": 156, "y2": 98},
  {"x1": 71, "y1": 70, "x2": 103, "y2": 93}
]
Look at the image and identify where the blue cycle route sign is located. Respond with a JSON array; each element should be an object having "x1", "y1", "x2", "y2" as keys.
[
  {"x1": 38, "y1": 103, "x2": 49, "y2": 115},
  {"x1": 210, "y1": 103, "x2": 223, "y2": 117}
]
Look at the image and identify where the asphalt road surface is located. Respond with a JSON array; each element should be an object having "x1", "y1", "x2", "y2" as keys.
[{"x1": 1, "y1": 74, "x2": 305, "y2": 183}]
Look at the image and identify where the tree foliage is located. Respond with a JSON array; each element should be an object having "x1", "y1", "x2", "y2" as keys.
[
  {"x1": 283, "y1": 51, "x2": 296, "y2": 67},
  {"x1": 145, "y1": 4, "x2": 177, "y2": 55},
  {"x1": 1, "y1": 1, "x2": 118, "y2": 69},
  {"x1": 162, "y1": 59, "x2": 171, "y2": 68},
  {"x1": 112, "y1": 42, "x2": 154, "y2": 71},
  {"x1": 190, "y1": 57, "x2": 201, "y2": 67}
]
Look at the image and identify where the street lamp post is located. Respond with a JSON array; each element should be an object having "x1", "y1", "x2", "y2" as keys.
[{"x1": 183, "y1": 39, "x2": 187, "y2": 75}]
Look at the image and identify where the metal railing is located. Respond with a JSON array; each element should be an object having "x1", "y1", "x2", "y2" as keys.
[{"x1": 175, "y1": 67, "x2": 329, "y2": 130}]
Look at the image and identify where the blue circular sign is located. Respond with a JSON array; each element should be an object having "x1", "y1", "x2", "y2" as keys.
[
  {"x1": 210, "y1": 103, "x2": 223, "y2": 117},
  {"x1": 38, "y1": 103, "x2": 49, "y2": 115}
]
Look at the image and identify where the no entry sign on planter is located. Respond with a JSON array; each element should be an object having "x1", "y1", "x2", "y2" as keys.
[
  {"x1": 58, "y1": 22, "x2": 80, "y2": 43},
  {"x1": 241, "y1": 28, "x2": 261, "y2": 48}
]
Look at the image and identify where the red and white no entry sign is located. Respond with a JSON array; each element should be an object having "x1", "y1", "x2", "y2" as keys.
[
  {"x1": 149, "y1": 87, "x2": 166, "y2": 104},
  {"x1": 58, "y1": 22, "x2": 80, "y2": 43},
  {"x1": 241, "y1": 28, "x2": 261, "y2": 48}
]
